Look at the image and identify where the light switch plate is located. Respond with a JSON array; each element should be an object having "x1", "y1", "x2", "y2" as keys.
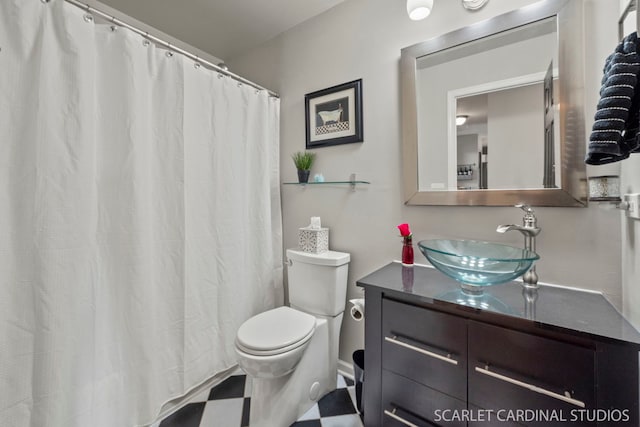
[{"x1": 625, "y1": 193, "x2": 640, "y2": 220}]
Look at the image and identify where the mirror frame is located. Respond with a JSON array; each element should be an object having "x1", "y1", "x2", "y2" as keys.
[{"x1": 401, "y1": 0, "x2": 586, "y2": 206}]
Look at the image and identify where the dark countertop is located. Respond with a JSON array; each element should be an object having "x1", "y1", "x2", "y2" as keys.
[{"x1": 356, "y1": 262, "x2": 640, "y2": 347}]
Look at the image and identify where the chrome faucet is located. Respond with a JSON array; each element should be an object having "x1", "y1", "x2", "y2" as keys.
[{"x1": 496, "y1": 204, "x2": 541, "y2": 289}]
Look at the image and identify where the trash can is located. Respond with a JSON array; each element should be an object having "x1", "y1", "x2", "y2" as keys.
[{"x1": 352, "y1": 349, "x2": 365, "y2": 414}]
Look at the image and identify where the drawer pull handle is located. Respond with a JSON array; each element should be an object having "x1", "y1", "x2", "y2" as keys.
[
  {"x1": 474, "y1": 365, "x2": 585, "y2": 408},
  {"x1": 384, "y1": 335, "x2": 458, "y2": 365},
  {"x1": 384, "y1": 408, "x2": 420, "y2": 427}
]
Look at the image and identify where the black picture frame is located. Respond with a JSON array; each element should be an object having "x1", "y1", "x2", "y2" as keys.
[{"x1": 305, "y1": 79, "x2": 363, "y2": 149}]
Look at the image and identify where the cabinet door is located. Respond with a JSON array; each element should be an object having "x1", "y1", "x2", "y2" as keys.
[
  {"x1": 382, "y1": 298, "x2": 467, "y2": 400},
  {"x1": 468, "y1": 321, "x2": 596, "y2": 427},
  {"x1": 382, "y1": 370, "x2": 466, "y2": 427}
]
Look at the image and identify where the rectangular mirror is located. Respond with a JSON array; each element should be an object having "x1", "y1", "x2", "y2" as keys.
[{"x1": 401, "y1": 0, "x2": 587, "y2": 206}]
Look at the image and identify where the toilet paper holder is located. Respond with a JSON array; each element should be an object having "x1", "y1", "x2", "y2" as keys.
[{"x1": 349, "y1": 298, "x2": 365, "y2": 321}]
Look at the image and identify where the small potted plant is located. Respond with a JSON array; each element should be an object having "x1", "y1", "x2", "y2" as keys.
[{"x1": 291, "y1": 151, "x2": 316, "y2": 183}]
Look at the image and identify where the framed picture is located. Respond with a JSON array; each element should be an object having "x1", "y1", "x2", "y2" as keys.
[{"x1": 305, "y1": 79, "x2": 363, "y2": 149}]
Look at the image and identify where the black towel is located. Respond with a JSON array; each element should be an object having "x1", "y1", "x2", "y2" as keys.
[{"x1": 586, "y1": 32, "x2": 640, "y2": 165}]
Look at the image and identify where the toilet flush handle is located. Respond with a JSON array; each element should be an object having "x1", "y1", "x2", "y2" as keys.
[{"x1": 285, "y1": 258, "x2": 293, "y2": 267}]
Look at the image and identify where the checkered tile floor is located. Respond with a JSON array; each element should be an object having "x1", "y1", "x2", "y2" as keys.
[{"x1": 155, "y1": 372, "x2": 363, "y2": 427}]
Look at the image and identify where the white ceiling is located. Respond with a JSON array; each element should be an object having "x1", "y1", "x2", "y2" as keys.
[{"x1": 97, "y1": 0, "x2": 345, "y2": 61}]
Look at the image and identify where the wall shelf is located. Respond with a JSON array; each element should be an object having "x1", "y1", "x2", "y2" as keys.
[
  {"x1": 457, "y1": 163, "x2": 475, "y2": 181},
  {"x1": 283, "y1": 174, "x2": 369, "y2": 190},
  {"x1": 283, "y1": 180, "x2": 370, "y2": 190}
]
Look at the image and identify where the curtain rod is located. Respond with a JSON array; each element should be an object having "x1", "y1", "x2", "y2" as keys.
[{"x1": 62, "y1": 0, "x2": 280, "y2": 98}]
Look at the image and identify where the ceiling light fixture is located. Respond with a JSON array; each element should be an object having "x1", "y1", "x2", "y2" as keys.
[
  {"x1": 462, "y1": 0, "x2": 489, "y2": 11},
  {"x1": 406, "y1": 0, "x2": 433, "y2": 21},
  {"x1": 456, "y1": 115, "x2": 468, "y2": 126}
]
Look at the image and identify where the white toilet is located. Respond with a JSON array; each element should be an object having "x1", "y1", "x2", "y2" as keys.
[{"x1": 235, "y1": 248, "x2": 350, "y2": 427}]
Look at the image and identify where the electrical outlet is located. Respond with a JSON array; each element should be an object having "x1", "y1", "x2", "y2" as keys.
[{"x1": 625, "y1": 193, "x2": 640, "y2": 220}]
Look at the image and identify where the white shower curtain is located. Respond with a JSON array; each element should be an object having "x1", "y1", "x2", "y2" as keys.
[{"x1": 0, "y1": 1, "x2": 283, "y2": 426}]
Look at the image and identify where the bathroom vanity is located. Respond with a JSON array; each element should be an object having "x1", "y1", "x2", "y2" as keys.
[{"x1": 357, "y1": 263, "x2": 640, "y2": 427}]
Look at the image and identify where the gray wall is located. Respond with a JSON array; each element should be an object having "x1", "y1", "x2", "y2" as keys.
[
  {"x1": 85, "y1": 0, "x2": 224, "y2": 65},
  {"x1": 229, "y1": 0, "x2": 623, "y2": 366},
  {"x1": 621, "y1": 1, "x2": 640, "y2": 330},
  {"x1": 622, "y1": 155, "x2": 640, "y2": 330}
]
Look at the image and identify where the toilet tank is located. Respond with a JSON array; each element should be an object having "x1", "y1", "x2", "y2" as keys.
[{"x1": 286, "y1": 249, "x2": 350, "y2": 317}]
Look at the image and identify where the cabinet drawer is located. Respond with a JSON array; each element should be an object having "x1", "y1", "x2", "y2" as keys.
[
  {"x1": 382, "y1": 298, "x2": 467, "y2": 399},
  {"x1": 468, "y1": 321, "x2": 596, "y2": 426},
  {"x1": 382, "y1": 369, "x2": 466, "y2": 427}
]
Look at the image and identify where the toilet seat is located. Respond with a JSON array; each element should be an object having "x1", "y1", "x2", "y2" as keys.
[{"x1": 236, "y1": 306, "x2": 316, "y2": 356}]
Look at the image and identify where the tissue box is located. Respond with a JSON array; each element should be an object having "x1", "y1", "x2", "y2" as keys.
[{"x1": 298, "y1": 227, "x2": 329, "y2": 253}]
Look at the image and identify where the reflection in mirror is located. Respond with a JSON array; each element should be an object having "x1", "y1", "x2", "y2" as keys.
[
  {"x1": 418, "y1": 17, "x2": 558, "y2": 192},
  {"x1": 455, "y1": 71, "x2": 560, "y2": 191},
  {"x1": 456, "y1": 83, "x2": 559, "y2": 191},
  {"x1": 401, "y1": 0, "x2": 587, "y2": 206}
]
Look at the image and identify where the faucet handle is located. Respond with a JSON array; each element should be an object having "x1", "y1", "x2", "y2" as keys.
[
  {"x1": 515, "y1": 203, "x2": 535, "y2": 214},
  {"x1": 515, "y1": 204, "x2": 538, "y2": 228}
]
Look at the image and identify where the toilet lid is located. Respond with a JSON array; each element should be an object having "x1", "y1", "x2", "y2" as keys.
[{"x1": 236, "y1": 306, "x2": 316, "y2": 353}]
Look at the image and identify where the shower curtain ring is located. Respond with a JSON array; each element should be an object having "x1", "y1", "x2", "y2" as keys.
[{"x1": 83, "y1": 14, "x2": 94, "y2": 23}]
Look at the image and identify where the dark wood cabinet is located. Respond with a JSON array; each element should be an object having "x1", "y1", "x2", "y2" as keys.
[{"x1": 357, "y1": 263, "x2": 640, "y2": 427}]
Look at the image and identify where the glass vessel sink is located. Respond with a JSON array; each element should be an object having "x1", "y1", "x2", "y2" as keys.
[{"x1": 418, "y1": 239, "x2": 539, "y2": 289}]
